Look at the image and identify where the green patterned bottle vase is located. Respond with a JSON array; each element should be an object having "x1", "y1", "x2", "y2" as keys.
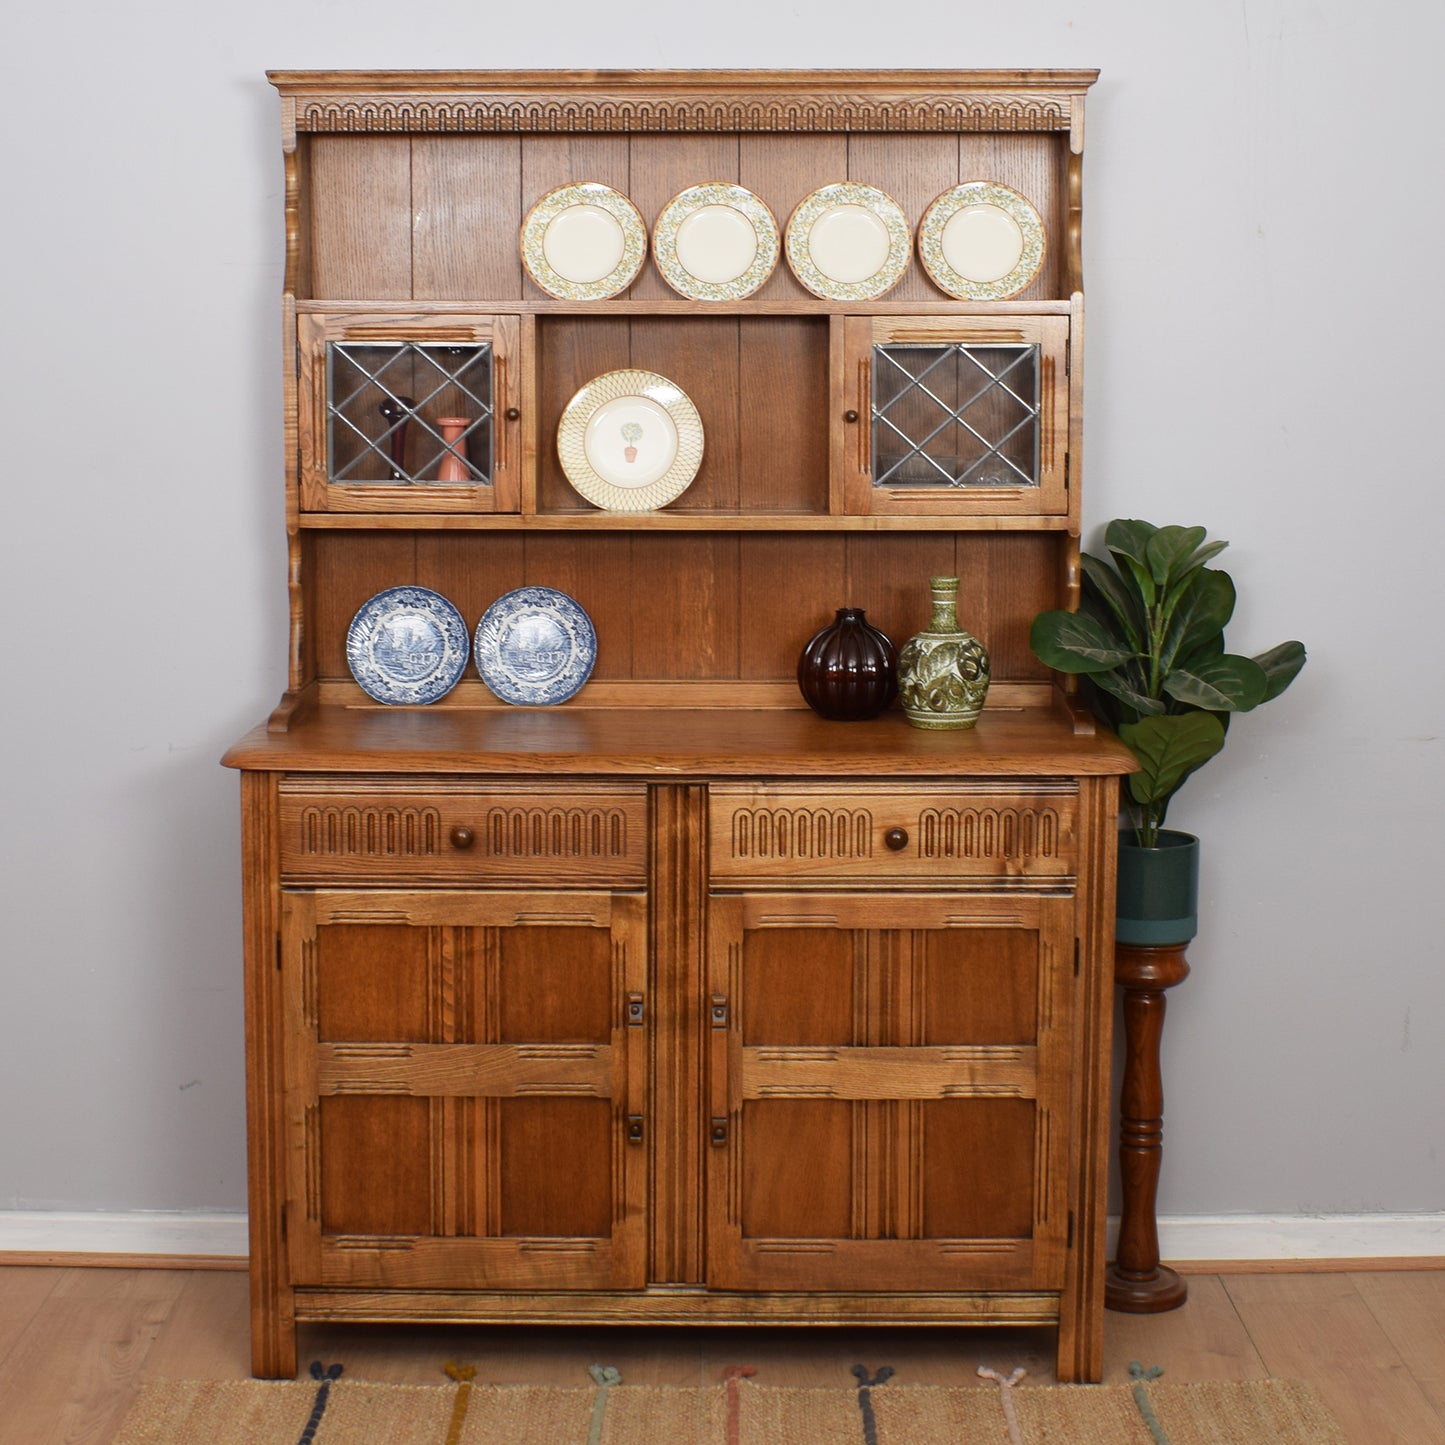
[{"x1": 897, "y1": 576, "x2": 990, "y2": 730}]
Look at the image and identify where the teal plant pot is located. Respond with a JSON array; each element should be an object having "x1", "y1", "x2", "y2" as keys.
[{"x1": 1116, "y1": 830, "x2": 1199, "y2": 945}]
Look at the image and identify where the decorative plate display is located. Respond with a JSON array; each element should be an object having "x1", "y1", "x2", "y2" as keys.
[
  {"x1": 556, "y1": 368, "x2": 705, "y2": 512},
  {"x1": 520, "y1": 182, "x2": 647, "y2": 301},
  {"x1": 784, "y1": 182, "x2": 912, "y2": 301},
  {"x1": 474, "y1": 586, "x2": 597, "y2": 706},
  {"x1": 918, "y1": 181, "x2": 1045, "y2": 301},
  {"x1": 345, "y1": 586, "x2": 470, "y2": 705},
  {"x1": 652, "y1": 183, "x2": 779, "y2": 301}
]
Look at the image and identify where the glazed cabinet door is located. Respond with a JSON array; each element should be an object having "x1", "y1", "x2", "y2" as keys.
[
  {"x1": 297, "y1": 311, "x2": 522, "y2": 514},
  {"x1": 705, "y1": 892, "x2": 1075, "y2": 1292},
  {"x1": 838, "y1": 315, "x2": 1070, "y2": 518},
  {"x1": 280, "y1": 888, "x2": 647, "y2": 1291}
]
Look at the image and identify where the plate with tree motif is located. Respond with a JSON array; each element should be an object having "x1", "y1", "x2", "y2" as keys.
[{"x1": 557, "y1": 368, "x2": 704, "y2": 512}]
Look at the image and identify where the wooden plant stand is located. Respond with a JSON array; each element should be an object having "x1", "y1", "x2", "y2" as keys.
[{"x1": 1105, "y1": 941, "x2": 1191, "y2": 1313}]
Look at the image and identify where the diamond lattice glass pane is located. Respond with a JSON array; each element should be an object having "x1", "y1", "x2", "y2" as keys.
[
  {"x1": 327, "y1": 343, "x2": 494, "y2": 486},
  {"x1": 872, "y1": 343, "x2": 1039, "y2": 489}
]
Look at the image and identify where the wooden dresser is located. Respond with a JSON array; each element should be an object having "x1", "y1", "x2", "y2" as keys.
[{"x1": 223, "y1": 68, "x2": 1130, "y2": 1382}]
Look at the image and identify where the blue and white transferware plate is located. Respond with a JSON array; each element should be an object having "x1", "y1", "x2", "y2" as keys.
[
  {"x1": 345, "y1": 586, "x2": 470, "y2": 705},
  {"x1": 474, "y1": 587, "x2": 597, "y2": 706}
]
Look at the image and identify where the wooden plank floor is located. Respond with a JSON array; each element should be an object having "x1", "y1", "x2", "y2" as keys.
[{"x1": 0, "y1": 1265, "x2": 1441, "y2": 1443}]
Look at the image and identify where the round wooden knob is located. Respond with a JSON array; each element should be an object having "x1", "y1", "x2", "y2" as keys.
[
  {"x1": 449, "y1": 826, "x2": 475, "y2": 850},
  {"x1": 505, "y1": 406, "x2": 520, "y2": 420},
  {"x1": 884, "y1": 827, "x2": 909, "y2": 852},
  {"x1": 844, "y1": 409, "x2": 859, "y2": 423}
]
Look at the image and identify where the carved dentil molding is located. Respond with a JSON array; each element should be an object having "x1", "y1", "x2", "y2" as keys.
[{"x1": 292, "y1": 92, "x2": 1072, "y2": 136}]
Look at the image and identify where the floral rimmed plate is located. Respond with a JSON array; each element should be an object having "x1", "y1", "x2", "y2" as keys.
[
  {"x1": 918, "y1": 182, "x2": 1046, "y2": 301},
  {"x1": 557, "y1": 368, "x2": 705, "y2": 512},
  {"x1": 346, "y1": 586, "x2": 470, "y2": 705},
  {"x1": 784, "y1": 182, "x2": 912, "y2": 301},
  {"x1": 474, "y1": 587, "x2": 597, "y2": 706},
  {"x1": 652, "y1": 183, "x2": 780, "y2": 301},
  {"x1": 521, "y1": 182, "x2": 647, "y2": 301}
]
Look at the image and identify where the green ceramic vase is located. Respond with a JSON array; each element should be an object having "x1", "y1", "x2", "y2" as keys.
[
  {"x1": 1116, "y1": 830, "x2": 1200, "y2": 945},
  {"x1": 897, "y1": 576, "x2": 990, "y2": 730}
]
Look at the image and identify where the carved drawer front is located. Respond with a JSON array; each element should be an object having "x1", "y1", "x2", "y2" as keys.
[
  {"x1": 709, "y1": 782, "x2": 1077, "y2": 888},
  {"x1": 278, "y1": 779, "x2": 648, "y2": 885}
]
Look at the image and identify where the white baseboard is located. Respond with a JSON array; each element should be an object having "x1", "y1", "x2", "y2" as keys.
[
  {"x1": 0, "y1": 1210, "x2": 1440, "y2": 1264},
  {"x1": 1108, "y1": 1212, "x2": 1445, "y2": 1262},
  {"x1": 0, "y1": 1211, "x2": 249, "y2": 1259}
]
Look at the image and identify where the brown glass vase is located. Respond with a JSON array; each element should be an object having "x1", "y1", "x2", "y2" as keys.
[{"x1": 797, "y1": 608, "x2": 898, "y2": 721}]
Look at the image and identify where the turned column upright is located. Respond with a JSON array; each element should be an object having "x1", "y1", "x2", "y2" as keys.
[{"x1": 1105, "y1": 941, "x2": 1190, "y2": 1313}]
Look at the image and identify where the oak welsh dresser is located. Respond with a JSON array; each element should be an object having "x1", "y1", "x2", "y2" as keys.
[{"x1": 223, "y1": 68, "x2": 1131, "y2": 1381}]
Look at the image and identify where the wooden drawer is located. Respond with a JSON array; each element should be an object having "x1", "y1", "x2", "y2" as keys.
[
  {"x1": 708, "y1": 781, "x2": 1078, "y2": 888},
  {"x1": 278, "y1": 779, "x2": 648, "y2": 885}
]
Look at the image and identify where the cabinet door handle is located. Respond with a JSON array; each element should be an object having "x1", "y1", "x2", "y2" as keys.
[
  {"x1": 449, "y1": 825, "x2": 476, "y2": 850},
  {"x1": 884, "y1": 826, "x2": 910, "y2": 852},
  {"x1": 709, "y1": 1117, "x2": 729, "y2": 1148},
  {"x1": 627, "y1": 1114, "x2": 645, "y2": 1145},
  {"x1": 505, "y1": 406, "x2": 520, "y2": 420},
  {"x1": 843, "y1": 409, "x2": 859, "y2": 423}
]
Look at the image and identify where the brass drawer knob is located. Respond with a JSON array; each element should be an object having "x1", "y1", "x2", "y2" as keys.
[
  {"x1": 449, "y1": 825, "x2": 476, "y2": 850},
  {"x1": 884, "y1": 826, "x2": 910, "y2": 852}
]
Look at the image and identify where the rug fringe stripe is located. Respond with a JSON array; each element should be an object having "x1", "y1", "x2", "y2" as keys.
[{"x1": 297, "y1": 1361, "x2": 342, "y2": 1445}]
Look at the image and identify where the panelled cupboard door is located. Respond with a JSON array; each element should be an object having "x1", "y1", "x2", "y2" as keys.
[
  {"x1": 705, "y1": 892, "x2": 1075, "y2": 1292},
  {"x1": 839, "y1": 315, "x2": 1070, "y2": 518},
  {"x1": 297, "y1": 312, "x2": 522, "y2": 514},
  {"x1": 280, "y1": 889, "x2": 647, "y2": 1291}
]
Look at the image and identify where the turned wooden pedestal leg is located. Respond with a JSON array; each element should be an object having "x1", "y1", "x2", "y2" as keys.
[{"x1": 1105, "y1": 941, "x2": 1190, "y2": 1313}]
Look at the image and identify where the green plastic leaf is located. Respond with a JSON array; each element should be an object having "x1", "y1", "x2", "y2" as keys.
[
  {"x1": 1091, "y1": 668, "x2": 1167, "y2": 718},
  {"x1": 1144, "y1": 525, "x2": 1207, "y2": 587},
  {"x1": 1080, "y1": 553, "x2": 1145, "y2": 652},
  {"x1": 1163, "y1": 653, "x2": 1268, "y2": 711},
  {"x1": 1029, "y1": 610, "x2": 1135, "y2": 673},
  {"x1": 1159, "y1": 569, "x2": 1236, "y2": 676},
  {"x1": 1104, "y1": 520, "x2": 1159, "y2": 608},
  {"x1": 1119, "y1": 712, "x2": 1227, "y2": 808},
  {"x1": 1253, "y1": 640, "x2": 1307, "y2": 702}
]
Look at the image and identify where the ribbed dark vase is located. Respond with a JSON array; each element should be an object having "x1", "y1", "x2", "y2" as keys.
[{"x1": 797, "y1": 608, "x2": 898, "y2": 721}]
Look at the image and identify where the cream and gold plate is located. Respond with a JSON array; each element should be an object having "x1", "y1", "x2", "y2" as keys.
[
  {"x1": 918, "y1": 182, "x2": 1045, "y2": 300},
  {"x1": 557, "y1": 369, "x2": 705, "y2": 512},
  {"x1": 521, "y1": 182, "x2": 647, "y2": 300},
  {"x1": 785, "y1": 183, "x2": 912, "y2": 300},
  {"x1": 652, "y1": 183, "x2": 779, "y2": 300}
]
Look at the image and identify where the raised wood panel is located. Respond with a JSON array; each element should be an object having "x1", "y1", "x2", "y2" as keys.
[
  {"x1": 740, "y1": 1100, "x2": 854, "y2": 1238},
  {"x1": 920, "y1": 1098, "x2": 1037, "y2": 1237},
  {"x1": 314, "y1": 923, "x2": 432, "y2": 1042},
  {"x1": 318, "y1": 1096, "x2": 432, "y2": 1234},
  {"x1": 412, "y1": 135, "x2": 523, "y2": 301},
  {"x1": 307, "y1": 137, "x2": 412, "y2": 300},
  {"x1": 498, "y1": 1096, "x2": 614, "y2": 1236},
  {"x1": 740, "y1": 926, "x2": 856, "y2": 1047}
]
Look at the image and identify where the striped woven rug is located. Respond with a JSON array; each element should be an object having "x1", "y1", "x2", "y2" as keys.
[{"x1": 114, "y1": 1361, "x2": 1347, "y2": 1444}]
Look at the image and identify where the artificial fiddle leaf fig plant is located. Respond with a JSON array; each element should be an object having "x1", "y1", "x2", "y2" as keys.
[{"x1": 1030, "y1": 520, "x2": 1306, "y2": 847}]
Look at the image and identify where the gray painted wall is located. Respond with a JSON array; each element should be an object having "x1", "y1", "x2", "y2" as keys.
[{"x1": 1, "y1": 0, "x2": 1440, "y2": 1222}]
